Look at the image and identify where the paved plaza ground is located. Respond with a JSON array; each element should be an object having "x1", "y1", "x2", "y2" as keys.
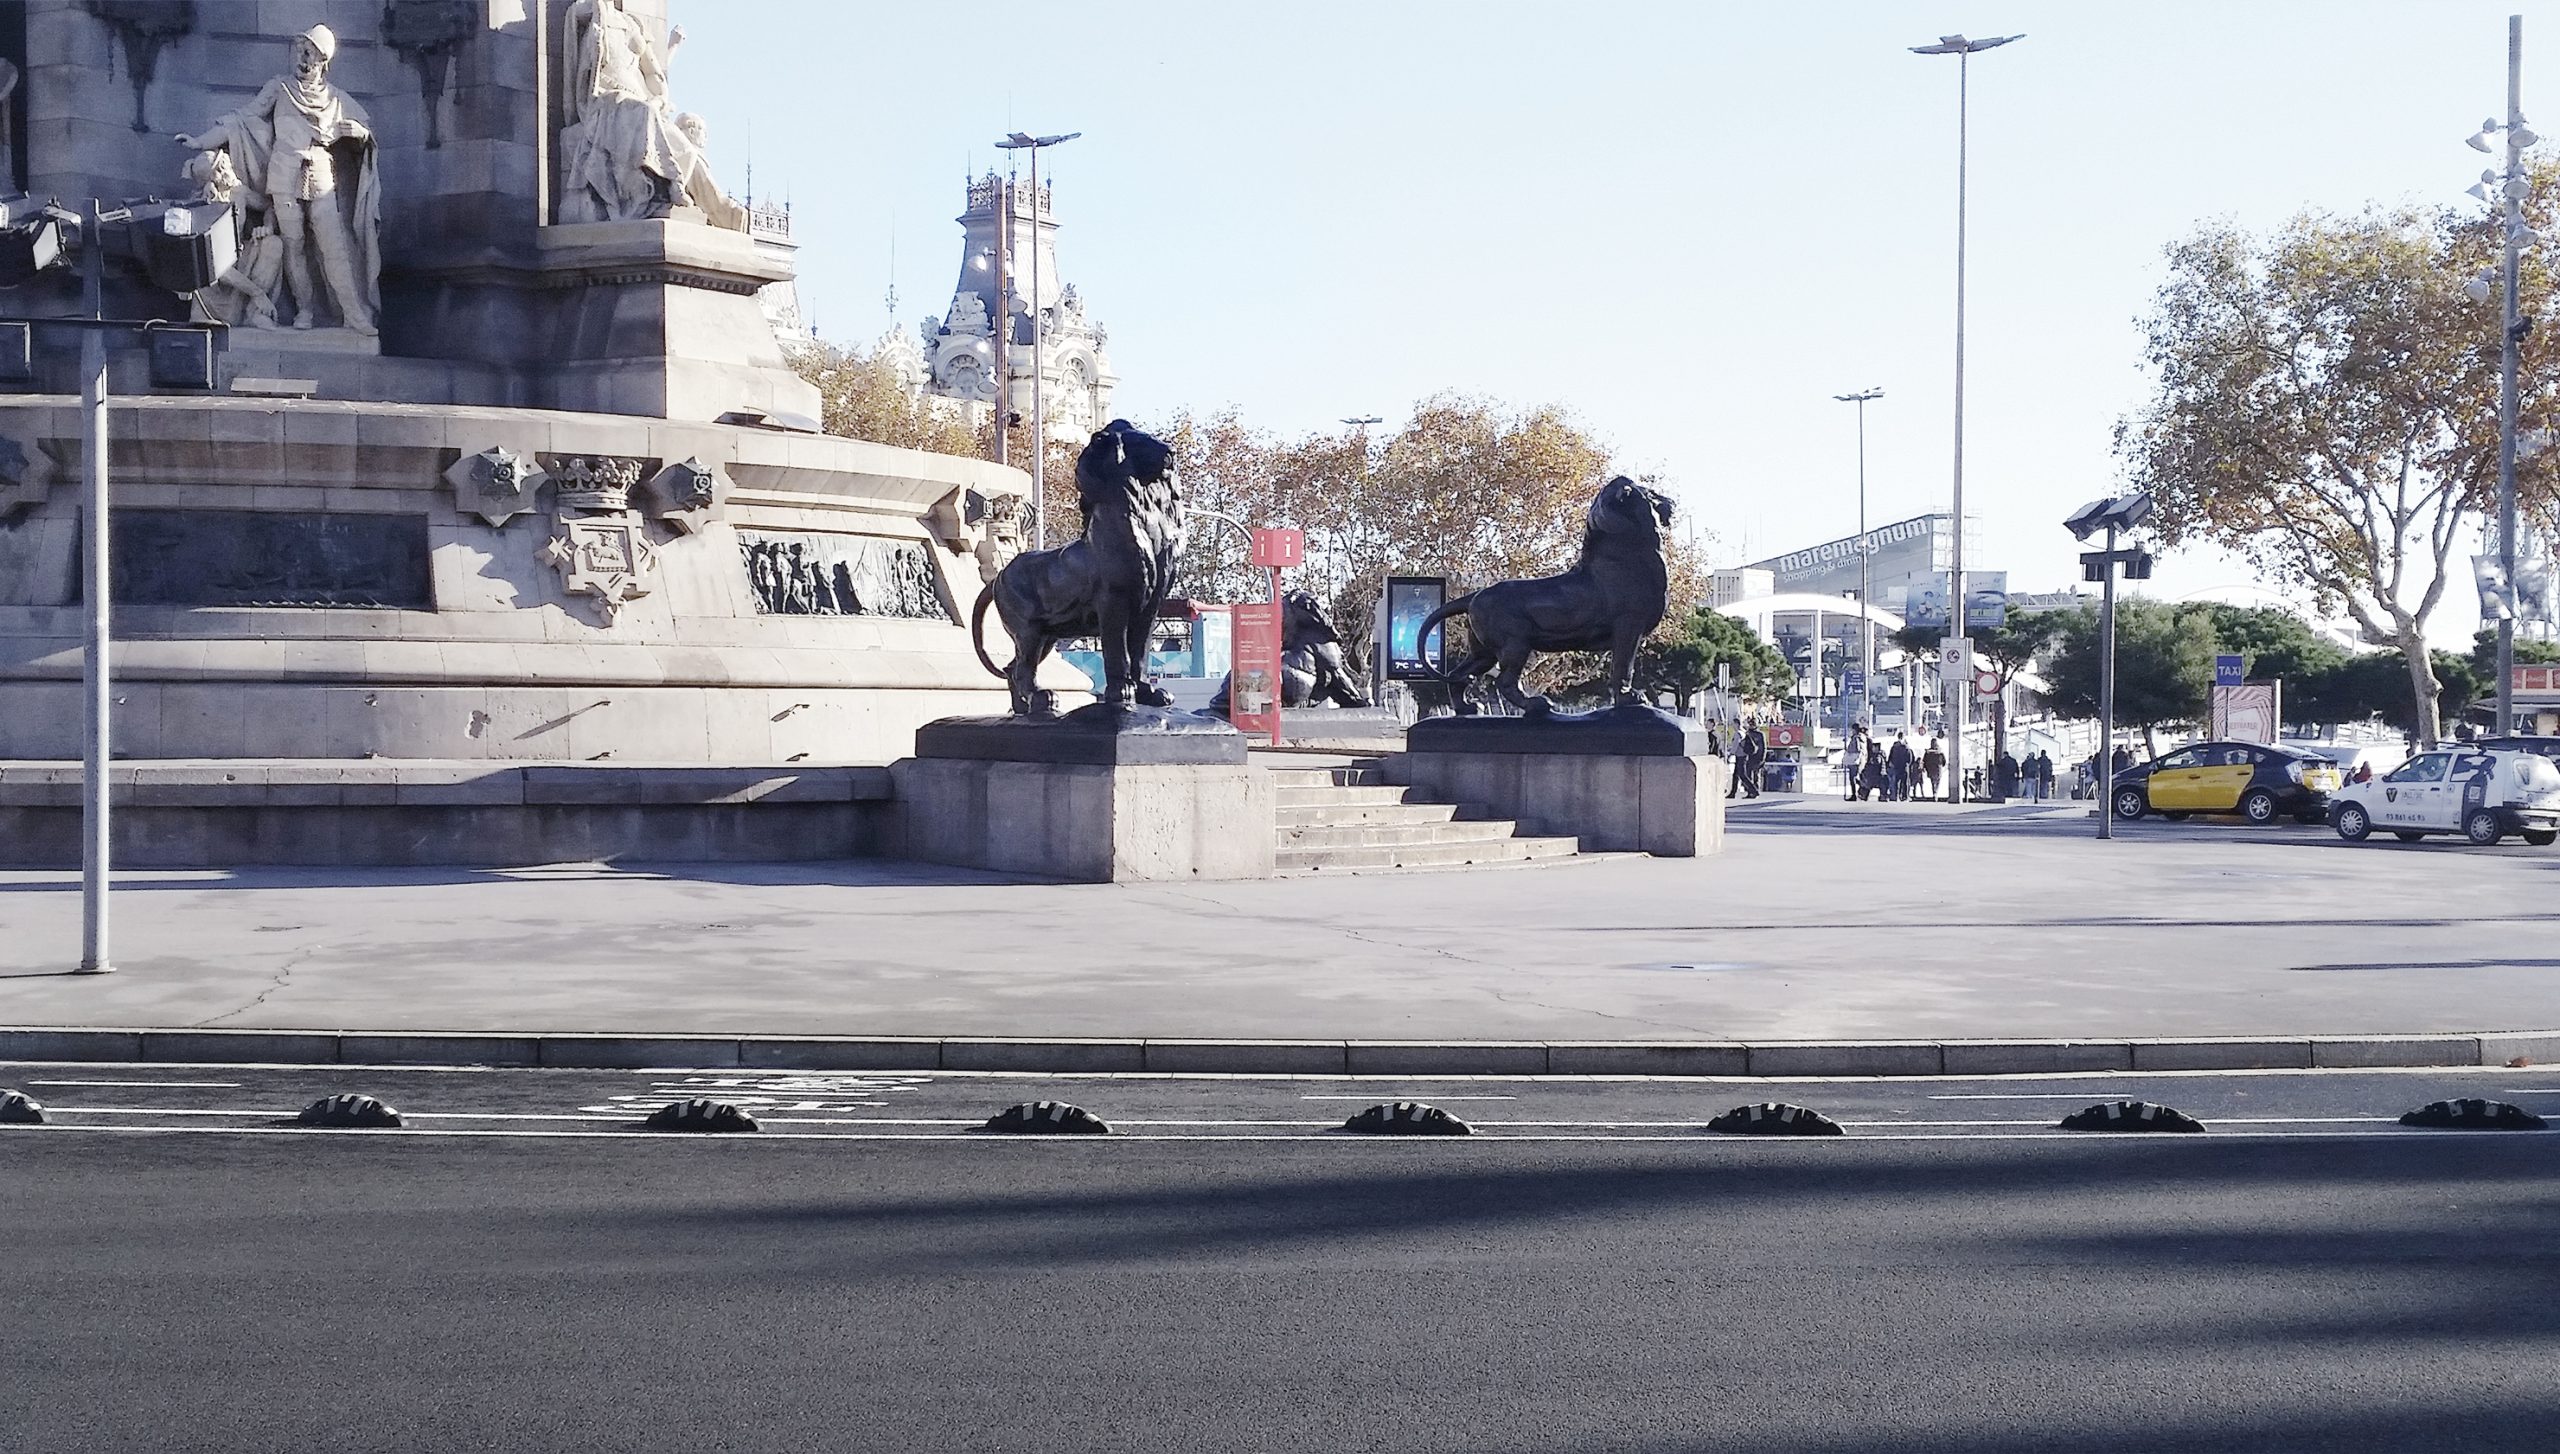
[{"x1": 2, "y1": 797, "x2": 2554, "y2": 1044}]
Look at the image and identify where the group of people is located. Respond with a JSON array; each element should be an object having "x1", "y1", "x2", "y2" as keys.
[
  {"x1": 1989, "y1": 749, "x2": 2061, "y2": 802},
  {"x1": 1842, "y1": 728, "x2": 1948, "y2": 801},
  {"x1": 1710, "y1": 722, "x2": 1769, "y2": 799}
]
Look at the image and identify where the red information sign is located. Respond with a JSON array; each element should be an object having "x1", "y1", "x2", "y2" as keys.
[
  {"x1": 1228, "y1": 593, "x2": 1284, "y2": 744},
  {"x1": 1250, "y1": 527, "x2": 1304, "y2": 569},
  {"x1": 1766, "y1": 723, "x2": 1804, "y2": 749},
  {"x1": 2518, "y1": 666, "x2": 2556, "y2": 693}
]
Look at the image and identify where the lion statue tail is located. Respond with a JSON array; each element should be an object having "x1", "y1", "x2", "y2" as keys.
[
  {"x1": 969, "y1": 584, "x2": 1006, "y2": 680},
  {"x1": 1415, "y1": 592, "x2": 1473, "y2": 678}
]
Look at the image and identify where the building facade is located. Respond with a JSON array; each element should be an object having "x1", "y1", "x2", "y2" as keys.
[{"x1": 917, "y1": 172, "x2": 1117, "y2": 445}]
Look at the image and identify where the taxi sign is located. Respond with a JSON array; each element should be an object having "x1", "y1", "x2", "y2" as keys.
[{"x1": 2215, "y1": 654, "x2": 2245, "y2": 687}]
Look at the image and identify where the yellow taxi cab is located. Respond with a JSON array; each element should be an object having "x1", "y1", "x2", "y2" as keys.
[{"x1": 2109, "y1": 740, "x2": 2343, "y2": 825}]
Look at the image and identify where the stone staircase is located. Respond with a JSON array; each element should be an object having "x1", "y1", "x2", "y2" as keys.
[{"x1": 1267, "y1": 760, "x2": 1581, "y2": 873}]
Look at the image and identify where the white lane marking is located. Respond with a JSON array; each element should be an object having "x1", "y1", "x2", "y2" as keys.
[
  {"x1": 1299, "y1": 1095, "x2": 1519, "y2": 1101},
  {"x1": 45, "y1": 1106, "x2": 295, "y2": 1116},
  {"x1": 1931, "y1": 1093, "x2": 2141, "y2": 1100},
  {"x1": 6, "y1": 1125, "x2": 2523, "y2": 1145},
  {"x1": 26, "y1": 1079, "x2": 242, "y2": 1088}
]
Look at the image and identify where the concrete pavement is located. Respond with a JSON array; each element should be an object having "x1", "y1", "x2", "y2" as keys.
[{"x1": 2, "y1": 811, "x2": 2556, "y2": 1059}]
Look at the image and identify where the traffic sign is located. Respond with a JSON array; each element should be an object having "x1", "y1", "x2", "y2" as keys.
[
  {"x1": 2215, "y1": 654, "x2": 2245, "y2": 687},
  {"x1": 1973, "y1": 668, "x2": 2001, "y2": 698},
  {"x1": 1249, "y1": 527, "x2": 1304, "y2": 568},
  {"x1": 1842, "y1": 669, "x2": 1866, "y2": 693},
  {"x1": 1939, "y1": 637, "x2": 1970, "y2": 672}
]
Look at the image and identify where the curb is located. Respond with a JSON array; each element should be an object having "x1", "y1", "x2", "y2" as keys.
[{"x1": 2, "y1": 1027, "x2": 2553, "y2": 1078}]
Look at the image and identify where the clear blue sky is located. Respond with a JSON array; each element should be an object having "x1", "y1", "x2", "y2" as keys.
[{"x1": 675, "y1": 1, "x2": 2547, "y2": 644}]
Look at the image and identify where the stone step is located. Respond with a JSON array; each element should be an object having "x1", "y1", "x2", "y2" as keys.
[
  {"x1": 1277, "y1": 835, "x2": 1583, "y2": 873},
  {"x1": 1277, "y1": 819, "x2": 1525, "y2": 851},
  {"x1": 1275, "y1": 800, "x2": 1465, "y2": 828},
  {"x1": 1274, "y1": 784, "x2": 1412, "y2": 809},
  {"x1": 1262, "y1": 765, "x2": 1384, "y2": 790}
]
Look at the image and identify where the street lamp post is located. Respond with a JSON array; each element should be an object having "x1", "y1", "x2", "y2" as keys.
[
  {"x1": 2463, "y1": 18, "x2": 2532, "y2": 733},
  {"x1": 1833, "y1": 388, "x2": 1884, "y2": 730},
  {"x1": 2068, "y1": 493, "x2": 2156, "y2": 842},
  {"x1": 1912, "y1": 31, "x2": 2021, "y2": 804},
  {"x1": 996, "y1": 130, "x2": 1080, "y2": 550},
  {"x1": 78, "y1": 201, "x2": 111, "y2": 974}
]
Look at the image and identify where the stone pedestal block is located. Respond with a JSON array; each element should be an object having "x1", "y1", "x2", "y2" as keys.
[
  {"x1": 1395, "y1": 750, "x2": 1727, "y2": 857},
  {"x1": 891, "y1": 756, "x2": 1275, "y2": 882}
]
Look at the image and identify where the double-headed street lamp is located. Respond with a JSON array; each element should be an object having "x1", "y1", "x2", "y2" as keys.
[
  {"x1": 1832, "y1": 388, "x2": 1884, "y2": 729},
  {"x1": 2462, "y1": 16, "x2": 2536, "y2": 734},
  {"x1": 1912, "y1": 30, "x2": 2021, "y2": 803},
  {"x1": 2067, "y1": 493, "x2": 2156, "y2": 842},
  {"x1": 2, "y1": 194, "x2": 230, "y2": 974},
  {"x1": 994, "y1": 129, "x2": 1080, "y2": 550}
]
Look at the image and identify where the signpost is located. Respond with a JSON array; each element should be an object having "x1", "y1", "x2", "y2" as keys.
[{"x1": 1226, "y1": 527, "x2": 1304, "y2": 747}]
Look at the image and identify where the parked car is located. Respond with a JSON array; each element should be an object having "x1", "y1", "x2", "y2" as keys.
[
  {"x1": 2109, "y1": 740, "x2": 2344, "y2": 824},
  {"x1": 2286, "y1": 740, "x2": 2408, "y2": 781},
  {"x1": 2329, "y1": 747, "x2": 2560, "y2": 846}
]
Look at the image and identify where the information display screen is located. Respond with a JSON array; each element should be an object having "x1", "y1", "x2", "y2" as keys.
[{"x1": 1383, "y1": 575, "x2": 1447, "y2": 682}]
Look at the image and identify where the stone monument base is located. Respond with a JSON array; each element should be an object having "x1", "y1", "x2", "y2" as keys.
[
  {"x1": 1393, "y1": 704, "x2": 1726, "y2": 856},
  {"x1": 0, "y1": 760, "x2": 892, "y2": 868},
  {"x1": 896, "y1": 708, "x2": 1270, "y2": 881}
]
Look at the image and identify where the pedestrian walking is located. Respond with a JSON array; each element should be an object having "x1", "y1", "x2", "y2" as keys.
[
  {"x1": 1859, "y1": 741, "x2": 1886, "y2": 801},
  {"x1": 2111, "y1": 743, "x2": 2134, "y2": 775},
  {"x1": 2034, "y1": 750, "x2": 2055, "y2": 803},
  {"x1": 1923, "y1": 736, "x2": 1947, "y2": 801},
  {"x1": 1728, "y1": 721, "x2": 1766, "y2": 800},
  {"x1": 1888, "y1": 732, "x2": 1915, "y2": 802}
]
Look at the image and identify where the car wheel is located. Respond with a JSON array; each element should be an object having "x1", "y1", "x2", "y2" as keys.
[
  {"x1": 2240, "y1": 789, "x2": 2279, "y2": 824},
  {"x1": 2111, "y1": 786, "x2": 2147, "y2": 820},
  {"x1": 2394, "y1": 831, "x2": 2427, "y2": 843},
  {"x1": 2333, "y1": 803, "x2": 2371, "y2": 842},
  {"x1": 2465, "y1": 809, "x2": 2504, "y2": 846},
  {"x1": 2525, "y1": 829, "x2": 2558, "y2": 847}
]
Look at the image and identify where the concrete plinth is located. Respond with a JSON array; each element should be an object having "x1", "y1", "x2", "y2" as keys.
[
  {"x1": 891, "y1": 756, "x2": 1275, "y2": 882},
  {"x1": 1392, "y1": 750, "x2": 1727, "y2": 857}
]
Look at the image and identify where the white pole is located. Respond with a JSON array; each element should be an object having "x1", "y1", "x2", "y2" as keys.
[
  {"x1": 78, "y1": 199, "x2": 113, "y2": 974},
  {"x1": 2496, "y1": 14, "x2": 2524, "y2": 734},
  {"x1": 1946, "y1": 48, "x2": 1970, "y2": 806}
]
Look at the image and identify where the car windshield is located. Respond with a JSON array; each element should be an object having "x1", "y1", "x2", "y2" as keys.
[{"x1": 2390, "y1": 754, "x2": 2450, "y2": 783}]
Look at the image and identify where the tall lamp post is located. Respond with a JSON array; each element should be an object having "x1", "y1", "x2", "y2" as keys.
[
  {"x1": 995, "y1": 130, "x2": 1080, "y2": 550},
  {"x1": 1912, "y1": 30, "x2": 2021, "y2": 803},
  {"x1": 1833, "y1": 388, "x2": 1884, "y2": 728},
  {"x1": 1, "y1": 195, "x2": 228, "y2": 972},
  {"x1": 2464, "y1": 17, "x2": 2534, "y2": 733},
  {"x1": 2068, "y1": 493, "x2": 2155, "y2": 842}
]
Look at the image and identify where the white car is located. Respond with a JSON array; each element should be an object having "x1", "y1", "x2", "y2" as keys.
[{"x1": 2329, "y1": 747, "x2": 2560, "y2": 846}]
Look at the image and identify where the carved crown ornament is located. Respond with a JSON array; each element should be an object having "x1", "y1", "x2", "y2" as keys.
[{"x1": 545, "y1": 454, "x2": 648, "y2": 513}]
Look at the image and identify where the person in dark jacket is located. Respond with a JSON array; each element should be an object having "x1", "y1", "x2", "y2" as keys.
[
  {"x1": 1859, "y1": 741, "x2": 1886, "y2": 801},
  {"x1": 1887, "y1": 732, "x2": 1915, "y2": 801},
  {"x1": 1923, "y1": 736, "x2": 1947, "y2": 801}
]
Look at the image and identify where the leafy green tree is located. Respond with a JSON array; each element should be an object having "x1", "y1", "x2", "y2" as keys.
[
  {"x1": 1891, "y1": 612, "x2": 2065, "y2": 765},
  {"x1": 2042, "y1": 600, "x2": 2218, "y2": 754},
  {"x1": 2116, "y1": 177, "x2": 2560, "y2": 745},
  {"x1": 2196, "y1": 605, "x2": 2348, "y2": 689},
  {"x1": 2299, "y1": 650, "x2": 2486, "y2": 735},
  {"x1": 2467, "y1": 626, "x2": 2560, "y2": 689}
]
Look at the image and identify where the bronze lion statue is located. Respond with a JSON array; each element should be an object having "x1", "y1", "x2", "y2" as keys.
[
  {"x1": 1207, "y1": 589, "x2": 1371, "y2": 712},
  {"x1": 970, "y1": 420, "x2": 1184, "y2": 716},
  {"x1": 1418, "y1": 475, "x2": 1675, "y2": 716}
]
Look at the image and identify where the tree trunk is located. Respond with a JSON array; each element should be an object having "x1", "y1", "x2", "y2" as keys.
[{"x1": 2397, "y1": 631, "x2": 2443, "y2": 747}]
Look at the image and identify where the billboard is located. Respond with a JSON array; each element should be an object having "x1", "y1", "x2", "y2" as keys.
[
  {"x1": 1382, "y1": 575, "x2": 1447, "y2": 682},
  {"x1": 1228, "y1": 597, "x2": 1283, "y2": 744},
  {"x1": 1901, "y1": 571, "x2": 2007, "y2": 631}
]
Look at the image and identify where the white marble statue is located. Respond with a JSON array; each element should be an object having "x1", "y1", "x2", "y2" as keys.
[
  {"x1": 175, "y1": 24, "x2": 380, "y2": 335},
  {"x1": 559, "y1": 1, "x2": 744, "y2": 230}
]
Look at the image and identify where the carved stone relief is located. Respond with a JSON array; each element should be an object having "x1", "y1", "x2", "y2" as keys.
[
  {"x1": 542, "y1": 513, "x2": 657, "y2": 623},
  {"x1": 643, "y1": 455, "x2": 723, "y2": 534},
  {"x1": 738, "y1": 531, "x2": 951, "y2": 621},
  {"x1": 445, "y1": 445, "x2": 546, "y2": 528}
]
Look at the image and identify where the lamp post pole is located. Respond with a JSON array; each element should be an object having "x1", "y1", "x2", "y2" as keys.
[
  {"x1": 988, "y1": 178, "x2": 1008, "y2": 475},
  {"x1": 996, "y1": 131, "x2": 1080, "y2": 550},
  {"x1": 1834, "y1": 388, "x2": 1884, "y2": 727},
  {"x1": 78, "y1": 199, "x2": 112, "y2": 973},
  {"x1": 2497, "y1": 14, "x2": 2524, "y2": 735},
  {"x1": 1912, "y1": 31, "x2": 2020, "y2": 804},
  {"x1": 2097, "y1": 521, "x2": 2120, "y2": 842}
]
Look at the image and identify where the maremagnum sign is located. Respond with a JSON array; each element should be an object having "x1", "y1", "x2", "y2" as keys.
[{"x1": 1756, "y1": 515, "x2": 1942, "y2": 581}]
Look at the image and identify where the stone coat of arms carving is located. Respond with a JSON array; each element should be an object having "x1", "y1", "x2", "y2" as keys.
[
  {"x1": 445, "y1": 445, "x2": 545, "y2": 528},
  {"x1": 644, "y1": 455, "x2": 724, "y2": 534},
  {"x1": 542, "y1": 512, "x2": 657, "y2": 623}
]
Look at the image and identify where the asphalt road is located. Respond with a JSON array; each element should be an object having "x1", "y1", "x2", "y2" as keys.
[{"x1": 6, "y1": 1066, "x2": 2556, "y2": 1453}]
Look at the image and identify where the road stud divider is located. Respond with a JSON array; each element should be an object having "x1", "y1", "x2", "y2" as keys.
[
  {"x1": 2058, "y1": 1100, "x2": 2205, "y2": 1133},
  {"x1": 2399, "y1": 1098, "x2": 2548, "y2": 1130},
  {"x1": 982, "y1": 1101, "x2": 1112, "y2": 1135},
  {"x1": 0, "y1": 1089, "x2": 45, "y2": 1125},
  {"x1": 1341, "y1": 1101, "x2": 1472, "y2": 1136},
  {"x1": 644, "y1": 1098, "x2": 760, "y2": 1134},
  {"x1": 294, "y1": 1093, "x2": 403, "y2": 1129},
  {"x1": 1705, "y1": 1102, "x2": 1844, "y2": 1136}
]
